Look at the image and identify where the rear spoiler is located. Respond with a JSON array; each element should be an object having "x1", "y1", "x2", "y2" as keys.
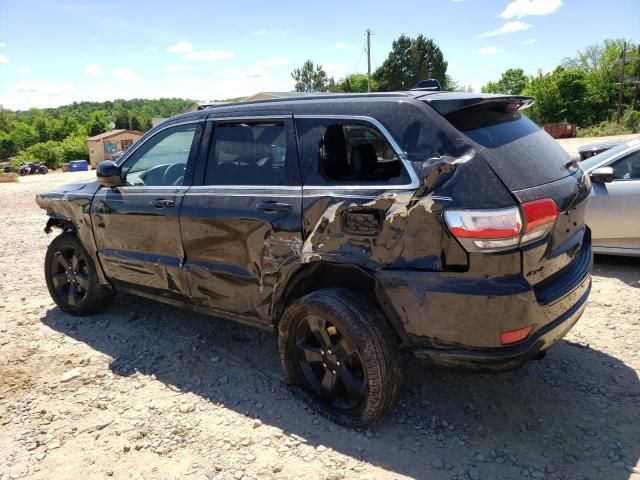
[{"x1": 421, "y1": 93, "x2": 534, "y2": 115}]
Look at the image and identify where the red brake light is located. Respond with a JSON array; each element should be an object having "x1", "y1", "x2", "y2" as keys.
[{"x1": 522, "y1": 199, "x2": 559, "y2": 233}]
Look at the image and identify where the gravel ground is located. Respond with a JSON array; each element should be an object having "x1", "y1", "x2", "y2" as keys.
[{"x1": 1, "y1": 170, "x2": 639, "y2": 480}]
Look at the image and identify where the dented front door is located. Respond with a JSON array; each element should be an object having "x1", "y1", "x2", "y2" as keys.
[{"x1": 179, "y1": 115, "x2": 302, "y2": 325}]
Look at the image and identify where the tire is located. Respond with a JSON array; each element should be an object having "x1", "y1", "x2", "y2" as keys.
[
  {"x1": 38, "y1": 166, "x2": 48, "y2": 174},
  {"x1": 278, "y1": 288, "x2": 401, "y2": 427},
  {"x1": 18, "y1": 168, "x2": 27, "y2": 176},
  {"x1": 44, "y1": 232, "x2": 114, "y2": 315}
]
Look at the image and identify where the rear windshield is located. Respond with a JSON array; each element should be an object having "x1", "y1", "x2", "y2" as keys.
[{"x1": 444, "y1": 104, "x2": 576, "y2": 190}]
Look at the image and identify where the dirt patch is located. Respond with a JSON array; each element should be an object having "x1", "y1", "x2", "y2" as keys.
[{"x1": 1, "y1": 170, "x2": 639, "y2": 480}]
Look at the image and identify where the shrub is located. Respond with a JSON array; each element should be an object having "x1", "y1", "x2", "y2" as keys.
[
  {"x1": 15, "y1": 140, "x2": 64, "y2": 168},
  {"x1": 622, "y1": 109, "x2": 640, "y2": 133}
]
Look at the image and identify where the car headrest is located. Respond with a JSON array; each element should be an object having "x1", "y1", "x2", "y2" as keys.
[{"x1": 350, "y1": 143, "x2": 378, "y2": 176}]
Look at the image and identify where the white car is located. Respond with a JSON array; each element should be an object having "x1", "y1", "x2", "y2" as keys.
[{"x1": 581, "y1": 138, "x2": 640, "y2": 256}]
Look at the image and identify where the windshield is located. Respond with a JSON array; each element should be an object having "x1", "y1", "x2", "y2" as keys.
[{"x1": 580, "y1": 143, "x2": 632, "y2": 171}]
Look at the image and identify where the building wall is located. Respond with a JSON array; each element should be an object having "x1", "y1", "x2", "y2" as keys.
[{"x1": 87, "y1": 132, "x2": 143, "y2": 168}]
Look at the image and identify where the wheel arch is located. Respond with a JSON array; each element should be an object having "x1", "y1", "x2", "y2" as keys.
[{"x1": 271, "y1": 262, "x2": 410, "y2": 347}]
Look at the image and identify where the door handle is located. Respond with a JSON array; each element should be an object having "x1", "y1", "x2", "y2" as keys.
[
  {"x1": 256, "y1": 201, "x2": 292, "y2": 213},
  {"x1": 152, "y1": 198, "x2": 175, "y2": 208}
]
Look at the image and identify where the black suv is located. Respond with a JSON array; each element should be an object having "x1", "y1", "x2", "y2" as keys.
[{"x1": 37, "y1": 91, "x2": 592, "y2": 426}]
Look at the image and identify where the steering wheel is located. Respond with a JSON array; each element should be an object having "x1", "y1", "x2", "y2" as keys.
[{"x1": 162, "y1": 163, "x2": 186, "y2": 186}]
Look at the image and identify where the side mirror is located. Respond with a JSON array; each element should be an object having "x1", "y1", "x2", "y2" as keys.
[
  {"x1": 590, "y1": 166, "x2": 614, "y2": 184},
  {"x1": 96, "y1": 160, "x2": 122, "y2": 187}
]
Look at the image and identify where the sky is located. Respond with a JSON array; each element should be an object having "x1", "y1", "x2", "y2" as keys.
[{"x1": 0, "y1": 0, "x2": 639, "y2": 110}]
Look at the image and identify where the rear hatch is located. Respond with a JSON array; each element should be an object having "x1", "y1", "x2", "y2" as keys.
[{"x1": 427, "y1": 95, "x2": 591, "y2": 300}]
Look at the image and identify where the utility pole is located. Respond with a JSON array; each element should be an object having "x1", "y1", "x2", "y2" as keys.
[
  {"x1": 366, "y1": 29, "x2": 372, "y2": 93},
  {"x1": 634, "y1": 45, "x2": 640, "y2": 111},
  {"x1": 617, "y1": 41, "x2": 627, "y2": 123}
]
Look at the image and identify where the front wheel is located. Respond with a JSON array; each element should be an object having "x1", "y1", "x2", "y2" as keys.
[
  {"x1": 278, "y1": 288, "x2": 401, "y2": 427},
  {"x1": 38, "y1": 166, "x2": 48, "y2": 174},
  {"x1": 44, "y1": 232, "x2": 114, "y2": 315}
]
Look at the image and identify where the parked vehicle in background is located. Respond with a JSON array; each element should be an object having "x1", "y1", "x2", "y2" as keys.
[
  {"x1": 18, "y1": 162, "x2": 48, "y2": 176},
  {"x1": 578, "y1": 140, "x2": 623, "y2": 161},
  {"x1": 581, "y1": 138, "x2": 640, "y2": 256},
  {"x1": 36, "y1": 91, "x2": 592, "y2": 426}
]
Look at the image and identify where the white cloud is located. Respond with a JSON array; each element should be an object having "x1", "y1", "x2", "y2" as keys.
[
  {"x1": 185, "y1": 50, "x2": 233, "y2": 61},
  {"x1": 181, "y1": 77, "x2": 205, "y2": 87},
  {"x1": 166, "y1": 41, "x2": 194, "y2": 53},
  {"x1": 523, "y1": 38, "x2": 537, "y2": 45},
  {"x1": 322, "y1": 63, "x2": 347, "y2": 80},
  {"x1": 17, "y1": 66, "x2": 30, "y2": 74},
  {"x1": 335, "y1": 42, "x2": 346, "y2": 49},
  {"x1": 163, "y1": 64, "x2": 193, "y2": 73},
  {"x1": 0, "y1": 43, "x2": 6, "y2": 48},
  {"x1": 255, "y1": 29, "x2": 269, "y2": 35},
  {"x1": 83, "y1": 63, "x2": 103, "y2": 77},
  {"x1": 0, "y1": 53, "x2": 9, "y2": 65},
  {"x1": 256, "y1": 57, "x2": 291, "y2": 68},
  {"x1": 477, "y1": 21, "x2": 531, "y2": 37},
  {"x1": 112, "y1": 67, "x2": 140, "y2": 83},
  {"x1": 14, "y1": 80, "x2": 73, "y2": 96},
  {"x1": 500, "y1": 0, "x2": 563, "y2": 19},
  {"x1": 478, "y1": 46, "x2": 499, "y2": 55}
]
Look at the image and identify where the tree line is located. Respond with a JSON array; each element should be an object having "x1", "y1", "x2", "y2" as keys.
[
  {"x1": 0, "y1": 98, "x2": 194, "y2": 168},
  {"x1": 292, "y1": 36, "x2": 638, "y2": 135},
  {"x1": 481, "y1": 39, "x2": 639, "y2": 135}
]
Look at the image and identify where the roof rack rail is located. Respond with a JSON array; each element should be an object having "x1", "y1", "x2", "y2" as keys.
[{"x1": 410, "y1": 79, "x2": 443, "y2": 92}]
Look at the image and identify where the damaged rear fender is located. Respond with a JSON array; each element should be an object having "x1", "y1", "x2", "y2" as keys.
[{"x1": 270, "y1": 262, "x2": 411, "y2": 346}]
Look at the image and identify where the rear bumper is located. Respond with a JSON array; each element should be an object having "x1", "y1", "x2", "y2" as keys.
[
  {"x1": 376, "y1": 242, "x2": 592, "y2": 371},
  {"x1": 412, "y1": 278, "x2": 590, "y2": 371}
]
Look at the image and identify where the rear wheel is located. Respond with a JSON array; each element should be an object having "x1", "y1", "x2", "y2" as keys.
[
  {"x1": 44, "y1": 232, "x2": 114, "y2": 315},
  {"x1": 279, "y1": 288, "x2": 400, "y2": 427}
]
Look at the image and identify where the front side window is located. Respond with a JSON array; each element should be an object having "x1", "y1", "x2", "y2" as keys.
[
  {"x1": 205, "y1": 121, "x2": 288, "y2": 186},
  {"x1": 121, "y1": 123, "x2": 198, "y2": 186},
  {"x1": 612, "y1": 150, "x2": 640, "y2": 180},
  {"x1": 296, "y1": 118, "x2": 408, "y2": 185}
]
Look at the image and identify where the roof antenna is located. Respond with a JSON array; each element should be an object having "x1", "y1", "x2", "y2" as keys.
[{"x1": 410, "y1": 79, "x2": 443, "y2": 91}]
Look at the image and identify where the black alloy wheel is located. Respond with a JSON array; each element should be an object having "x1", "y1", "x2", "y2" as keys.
[
  {"x1": 44, "y1": 232, "x2": 114, "y2": 315},
  {"x1": 49, "y1": 245, "x2": 90, "y2": 307},
  {"x1": 295, "y1": 314, "x2": 367, "y2": 413}
]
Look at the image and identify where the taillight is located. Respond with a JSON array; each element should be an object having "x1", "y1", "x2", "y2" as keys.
[
  {"x1": 444, "y1": 198, "x2": 559, "y2": 252},
  {"x1": 521, "y1": 198, "x2": 559, "y2": 244}
]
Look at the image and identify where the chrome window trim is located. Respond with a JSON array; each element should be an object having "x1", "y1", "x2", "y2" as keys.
[
  {"x1": 115, "y1": 119, "x2": 204, "y2": 167},
  {"x1": 294, "y1": 114, "x2": 420, "y2": 191},
  {"x1": 187, "y1": 185, "x2": 301, "y2": 191},
  {"x1": 206, "y1": 115, "x2": 290, "y2": 122}
]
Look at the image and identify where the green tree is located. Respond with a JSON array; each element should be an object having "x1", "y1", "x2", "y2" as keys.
[
  {"x1": 86, "y1": 111, "x2": 110, "y2": 137},
  {"x1": 337, "y1": 73, "x2": 378, "y2": 93},
  {"x1": 481, "y1": 68, "x2": 528, "y2": 95},
  {"x1": 291, "y1": 60, "x2": 334, "y2": 92},
  {"x1": 373, "y1": 34, "x2": 448, "y2": 91},
  {"x1": 9, "y1": 122, "x2": 39, "y2": 150},
  {"x1": 113, "y1": 109, "x2": 130, "y2": 129},
  {"x1": 0, "y1": 131, "x2": 17, "y2": 159}
]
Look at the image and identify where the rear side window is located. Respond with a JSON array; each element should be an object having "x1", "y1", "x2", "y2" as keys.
[
  {"x1": 205, "y1": 121, "x2": 288, "y2": 186},
  {"x1": 296, "y1": 118, "x2": 409, "y2": 186},
  {"x1": 444, "y1": 104, "x2": 576, "y2": 190}
]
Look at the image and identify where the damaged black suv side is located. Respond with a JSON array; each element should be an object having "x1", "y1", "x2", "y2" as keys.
[{"x1": 37, "y1": 91, "x2": 592, "y2": 426}]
